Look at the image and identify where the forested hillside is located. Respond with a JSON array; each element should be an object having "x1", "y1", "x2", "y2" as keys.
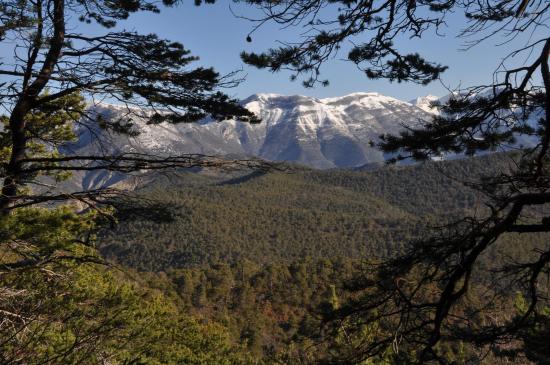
[
  {"x1": 100, "y1": 152, "x2": 536, "y2": 271},
  {"x1": 92, "y1": 153, "x2": 550, "y2": 363},
  {"x1": 133, "y1": 255, "x2": 545, "y2": 364},
  {"x1": 133, "y1": 257, "x2": 360, "y2": 363}
]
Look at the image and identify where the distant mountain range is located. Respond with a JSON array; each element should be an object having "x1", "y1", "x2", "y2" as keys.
[
  {"x1": 68, "y1": 92, "x2": 437, "y2": 175},
  {"x1": 62, "y1": 90, "x2": 543, "y2": 190}
]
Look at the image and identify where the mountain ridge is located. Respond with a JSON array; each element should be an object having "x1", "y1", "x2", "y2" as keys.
[{"x1": 70, "y1": 92, "x2": 436, "y2": 175}]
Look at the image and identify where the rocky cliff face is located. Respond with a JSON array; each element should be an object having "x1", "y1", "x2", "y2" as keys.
[{"x1": 69, "y1": 92, "x2": 434, "y2": 174}]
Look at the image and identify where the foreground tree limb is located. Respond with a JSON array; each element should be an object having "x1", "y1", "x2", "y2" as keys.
[
  {"x1": 0, "y1": 0, "x2": 263, "y2": 212},
  {"x1": 228, "y1": 0, "x2": 550, "y2": 362},
  {"x1": 0, "y1": 1, "x2": 268, "y2": 361}
]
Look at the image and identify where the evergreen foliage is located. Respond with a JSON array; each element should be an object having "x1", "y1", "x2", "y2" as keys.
[
  {"x1": 100, "y1": 153, "x2": 543, "y2": 271},
  {"x1": 126, "y1": 255, "x2": 540, "y2": 364},
  {"x1": 2, "y1": 0, "x2": 549, "y2": 362},
  {"x1": 0, "y1": 206, "x2": 253, "y2": 364},
  {"x1": 222, "y1": 1, "x2": 550, "y2": 361},
  {"x1": 0, "y1": 0, "x2": 260, "y2": 212},
  {"x1": 0, "y1": 0, "x2": 262, "y2": 362}
]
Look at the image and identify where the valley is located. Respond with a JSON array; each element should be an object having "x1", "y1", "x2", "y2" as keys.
[{"x1": 98, "y1": 152, "x2": 548, "y2": 363}]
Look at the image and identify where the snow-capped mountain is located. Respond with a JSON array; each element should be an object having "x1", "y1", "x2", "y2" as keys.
[
  {"x1": 410, "y1": 95, "x2": 440, "y2": 114},
  {"x1": 69, "y1": 92, "x2": 435, "y2": 179}
]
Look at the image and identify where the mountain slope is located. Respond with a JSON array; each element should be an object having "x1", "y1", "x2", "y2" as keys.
[
  {"x1": 99, "y1": 152, "x2": 547, "y2": 271},
  {"x1": 410, "y1": 94, "x2": 440, "y2": 113},
  {"x1": 68, "y1": 93, "x2": 434, "y2": 179}
]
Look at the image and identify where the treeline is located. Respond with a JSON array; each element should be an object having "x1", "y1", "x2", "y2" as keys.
[
  {"x1": 100, "y1": 152, "x2": 540, "y2": 271},
  {"x1": 92, "y1": 152, "x2": 550, "y2": 363},
  {"x1": 90, "y1": 152, "x2": 550, "y2": 363},
  {"x1": 0, "y1": 207, "x2": 252, "y2": 364},
  {"x1": 4, "y1": 247, "x2": 542, "y2": 364}
]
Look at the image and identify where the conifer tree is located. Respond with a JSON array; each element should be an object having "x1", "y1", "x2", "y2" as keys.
[
  {"x1": 0, "y1": 0, "x2": 262, "y2": 212},
  {"x1": 227, "y1": 0, "x2": 550, "y2": 362},
  {"x1": 0, "y1": 1, "x2": 263, "y2": 361}
]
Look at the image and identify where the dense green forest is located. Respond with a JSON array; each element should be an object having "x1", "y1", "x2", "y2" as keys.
[
  {"x1": 135, "y1": 257, "x2": 360, "y2": 363},
  {"x1": 94, "y1": 152, "x2": 549, "y2": 363},
  {"x1": 1, "y1": 152, "x2": 547, "y2": 363},
  {"x1": 2, "y1": 0, "x2": 548, "y2": 361},
  {"x1": 100, "y1": 152, "x2": 542, "y2": 271},
  {"x1": 133, "y1": 256, "x2": 549, "y2": 364}
]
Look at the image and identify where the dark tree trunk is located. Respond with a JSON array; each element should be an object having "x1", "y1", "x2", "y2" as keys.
[{"x1": 0, "y1": 0, "x2": 65, "y2": 211}]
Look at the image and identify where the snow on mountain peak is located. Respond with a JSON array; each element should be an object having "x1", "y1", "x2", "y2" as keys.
[
  {"x1": 410, "y1": 94, "x2": 441, "y2": 114},
  {"x1": 245, "y1": 93, "x2": 285, "y2": 101},
  {"x1": 71, "y1": 91, "x2": 438, "y2": 176}
]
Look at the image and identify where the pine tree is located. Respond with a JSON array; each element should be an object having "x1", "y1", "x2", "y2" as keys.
[
  {"x1": 0, "y1": 1, "x2": 263, "y2": 361},
  {"x1": 0, "y1": 0, "x2": 262, "y2": 212},
  {"x1": 230, "y1": 0, "x2": 550, "y2": 362}
]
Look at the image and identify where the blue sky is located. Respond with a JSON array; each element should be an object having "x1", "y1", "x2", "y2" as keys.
[
  {"x1": 124, "y1": 1, "x2": 537, "y2": 101},
  {"x1": 3, "y1": 1, "x2": 542, "y2": 102}
]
